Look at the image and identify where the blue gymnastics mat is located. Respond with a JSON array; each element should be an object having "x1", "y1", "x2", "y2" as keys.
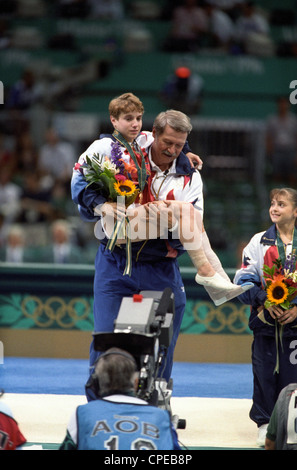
[{"x1": 0, "y1": 357, "x2": 253, "y2": 399}]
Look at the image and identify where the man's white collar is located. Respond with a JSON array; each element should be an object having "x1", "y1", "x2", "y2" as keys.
[{"x1": 148, "y1": 147, "x2": 176, "y2": 174}]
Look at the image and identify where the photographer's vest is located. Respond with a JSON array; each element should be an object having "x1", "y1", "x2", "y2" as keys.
[
  {"x1": 275, "y1": 383, "x2": 297, "y2": 450},
  {"x1": 76, "y1": 399, "x2": 175, "y2": 450}
]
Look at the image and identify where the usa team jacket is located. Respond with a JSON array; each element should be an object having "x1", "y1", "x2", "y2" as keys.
[
  {"x1": 71, "y1": 131, "x2": 204, "y2": 262},
  {"x1": 234, "y1": 224, "x2": 297, "y2": 336}
]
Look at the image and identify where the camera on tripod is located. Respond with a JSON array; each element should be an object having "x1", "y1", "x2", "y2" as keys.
[{"x1": 92, "y1": 287, "x2": 186, "y2": 429}]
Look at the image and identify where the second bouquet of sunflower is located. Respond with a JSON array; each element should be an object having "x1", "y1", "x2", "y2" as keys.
[
  {"x1": 82, "y1": 153, "x2": 140, "y2": 276},
  {"x1": 263, "y1": 254, "x2": 297, "y2": 310}
]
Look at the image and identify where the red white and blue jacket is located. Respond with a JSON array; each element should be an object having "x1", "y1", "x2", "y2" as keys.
[
  {"x1": 71, "y1": 131, "x2": 203, "y2": 262},
  {"x1": 234, "y1": 224, "x2": 297, "y2": 335}
]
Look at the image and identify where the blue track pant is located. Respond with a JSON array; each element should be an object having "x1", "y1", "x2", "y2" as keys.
[
  {"x1": 250, "y1": 332, "x2": 297, "y2": 426},
  {"x1": 89, "y1": 244, "x2": 187, "y2": 382}
]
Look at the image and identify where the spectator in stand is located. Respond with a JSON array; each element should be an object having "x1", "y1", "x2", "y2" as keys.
[
  {"x1": 163, "y1": 0, "x2": 208, "y2": 52},
  {"x1": 266, "y1": 96, "x2": 297, "y2": 185},
  {"x1": 6, "y1": 69, "x2": 43, "y2": 112},
  {"x1": 39, "y1": 219, "x2": 82, "y2": 264},
  {"x1": 14, "y1": 131, "x2": 39, "y2": 179},
  {"x1": 203, "y1": 1, "x2": 235, "y2": 50},
  {"x1": 6, "y1": 69, "x2": 44, "y2": 136},
  {"x1": 161, "y1": 66, "x2": 204, "y2": 115},
  {"x1": 0, "y1": 224, "x2": 36, "y2": 263},
  {"x1": 233, "y1": 1, "x2": 270, "y2": 54},
  {"x1": 89, "y1": 0, "x2": 125, "y2": 19},
  {"x1": 0, "y1": 167, "x2": 21, "y2": 225},
  {"x1": 17, "y1": 171, "x2": 53, "y2": 224},
  {"x1": 39, "y1": 127, "x2": 76, "y2": 190},
  {"x1": 204, "y1": 0, "x2": 244, "y2": 20}
]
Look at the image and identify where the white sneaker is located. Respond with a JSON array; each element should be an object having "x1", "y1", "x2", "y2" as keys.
[{"x1": 257, "y1": 424, "x2": 268, "y2": 447}]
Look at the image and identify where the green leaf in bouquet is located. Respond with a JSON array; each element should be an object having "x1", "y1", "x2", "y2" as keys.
[
  {"x1": 108, "y1": 178, "x2": 118, "y2": 200},
  {"x1": 273, "y1": 258, "x2": 282, "y2": 269},
  {"x1": 86, "y1": 179, "x2": 108, "y2": 196},
  {"x1": 281, "y1": 299, "x2": 291, "y2": 310},
  {"x1": 263, "y1": 264, "x2": 275, "y2": 275},
  {"x1": 91, "y1": 161, "x2": 101, "y2": 175},
  {"x1": 85, "y1": 155, "x2": 94, "y2": 167},
  {"x1": 102, "y1": 167, "x2": 116, "y2": 179},
  {"x1": 98, "y1": 172, "x2": 114, "y2": 188}
]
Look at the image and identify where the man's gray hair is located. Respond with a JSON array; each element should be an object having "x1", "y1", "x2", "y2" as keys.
[
  {"x1": 153, "y1": 109, "x2": 192, "y2": 136},
  {"x1": 94, "y1": 347, "x2": 137, "y2": 395}
]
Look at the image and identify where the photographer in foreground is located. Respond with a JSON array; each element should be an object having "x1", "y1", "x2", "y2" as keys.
[
  {"x1": 59, "y1": 348, "x2": 181, "y2": 450},
  {"x1": 265, "y1": 383, "x2": 297, "y2": 450}
]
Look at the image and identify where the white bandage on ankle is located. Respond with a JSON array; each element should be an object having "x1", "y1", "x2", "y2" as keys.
[{"x1": 201, "y1": 231, "x2": 230, "y2": 281}]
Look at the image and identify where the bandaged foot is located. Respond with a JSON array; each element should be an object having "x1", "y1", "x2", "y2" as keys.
[
  {"x1": 195, "y1": 272, "x2": 234, "y2": 289},
  {"x1": 205, "y1": 282, "x2": 253, "y2": 306},
  {"x1": 195, "y1": 273, "x2": 253, "y2": 306}
]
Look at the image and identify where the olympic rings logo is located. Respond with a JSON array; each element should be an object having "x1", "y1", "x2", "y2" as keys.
[{"x1": 21, "y1": 296, "x2": 91, "y2": 328}]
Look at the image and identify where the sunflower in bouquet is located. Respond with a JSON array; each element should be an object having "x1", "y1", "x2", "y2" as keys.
[
  {"x1": 82, "y1": 153, "x2": 139, "y2": 207},
  {"x1": 263, "y1": 252, "x2": 297, "y2": 310}
]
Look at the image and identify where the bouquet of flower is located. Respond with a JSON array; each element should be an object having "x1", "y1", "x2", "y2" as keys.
[
  {"x1": 75, "y1": 144, "x2": 146, "y2": 276},
  {"x1": 80, "y1": 153, "x2": 139, "y2": 207},
  {"x1": 263, "y1": 252, "x2": 297, "y2": 310}
]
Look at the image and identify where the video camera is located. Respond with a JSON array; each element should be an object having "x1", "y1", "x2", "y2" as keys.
[{"x1": 90, "y1": 288, "x2": 185, "y2": 428}]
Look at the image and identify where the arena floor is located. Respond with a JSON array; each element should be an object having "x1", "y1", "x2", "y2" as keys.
[
  {"x1": 1, "y1": 358, "x2": 262, "y2": 451},
  {"x1": 4, "y1": 393, "x2": 258, "y2": 450}
]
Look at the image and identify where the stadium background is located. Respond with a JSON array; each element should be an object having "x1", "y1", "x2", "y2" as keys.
[{"x1": 0, "y1": 0, "x2": 296, "y2": 450}]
